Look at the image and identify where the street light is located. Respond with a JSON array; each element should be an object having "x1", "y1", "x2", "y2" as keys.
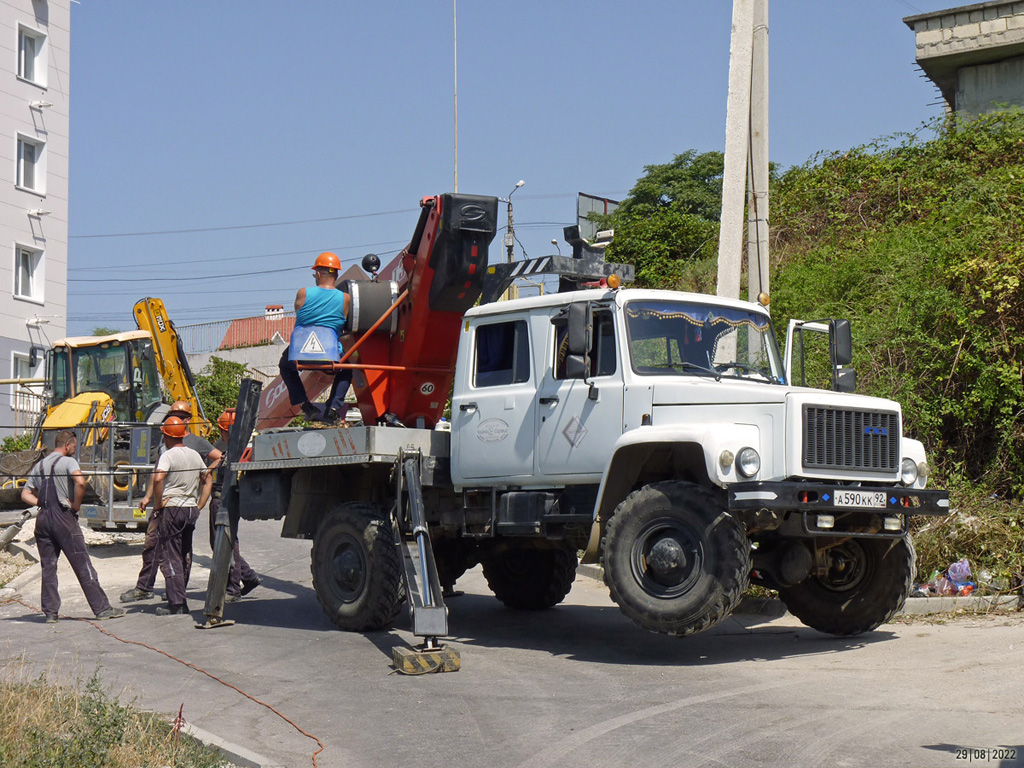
[
  {"x1": 551, "y1": 239, "x2": 561, "y2": 256},
  {"x1": 504, "y1": 180, "x2": 524, "y2": 263}
]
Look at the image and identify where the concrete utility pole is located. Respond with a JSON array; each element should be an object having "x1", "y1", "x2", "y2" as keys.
[{"x1": 717, "y1": 0, "x2": 769, "y2": 306}]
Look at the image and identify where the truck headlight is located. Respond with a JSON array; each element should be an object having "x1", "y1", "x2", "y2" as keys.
[
  {"x1": 900, "y1": 457, "x2": 919, "y2": 486},
  {"x1": 736, "y1": 447, "x2": 760, "y2": 478}
]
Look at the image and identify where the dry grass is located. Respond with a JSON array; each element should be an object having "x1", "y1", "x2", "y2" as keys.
[
  {"x1": 0, "y1": 549, "x2": 33, "y2": 588},
  {"x1": 0, "y1": 659, "x2": 228, "y2": 768}
]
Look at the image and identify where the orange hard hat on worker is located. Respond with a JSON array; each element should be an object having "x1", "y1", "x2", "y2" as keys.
[
  {"x1": 217, "y1": 408, "x2": 236, "y2": 433},
  {"x1": 313, "y1": 252, "x2": 341, "y2": 272},
  {"x1": 168, "y1": 400, "x2": 193, "y2": 418},
  {"x1": 161, "y1": 416, "x2": 188, "y2": 438}
]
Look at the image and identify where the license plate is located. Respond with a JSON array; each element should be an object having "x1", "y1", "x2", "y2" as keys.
[{"x1": 833, "y1": 490, "x2": 887, "y2": 509}]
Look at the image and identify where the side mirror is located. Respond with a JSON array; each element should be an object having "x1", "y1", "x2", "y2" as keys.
[
  {"x1": 28, "y1": 345, "x2": 44, "y2": 369},
  {"x1": 567, "y1": 302, "x2": 593, "y2": 357},
  {"x1": 566, "y1": 303, "x2": 593, "y2": 381},
  {"x1": 835, "y1": 367, "x2": 857, "y2": 393},
  {"x1": 830, "y1": 319, "x2": 853, "y2": 367}
]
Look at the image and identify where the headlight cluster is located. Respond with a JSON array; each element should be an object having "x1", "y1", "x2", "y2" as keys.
[
  {"x1": 901, "y1": 458, "x2": 930, "y2": 487},
  {"x1": 720, "y1": 447, "x2": 760, "y2": 478}
]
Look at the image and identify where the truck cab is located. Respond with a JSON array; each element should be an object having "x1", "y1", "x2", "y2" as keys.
[{"x1": 447, "y1": 286, "x2": 947, "y2": 636}]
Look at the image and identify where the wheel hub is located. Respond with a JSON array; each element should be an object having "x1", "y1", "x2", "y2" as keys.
[
  {"x1": 631, "y1": 518, "x2": 703, "y2": 598},
  {"x1": 647, "y1": 537, "x2": 687, "y2": 581},
  {"x1": 332, "y1": 541, "x2": 366, "y2": 599}
]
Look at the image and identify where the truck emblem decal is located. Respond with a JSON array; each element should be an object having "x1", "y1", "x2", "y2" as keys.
[
  {"x1": 864, "y1": 427, "x2": 888, "y2": 436},
  {"x1": 563, "y1": 416, "x2": 588, "y2": 448},
  {"x1": 477, "y1": 418, "x2": 509, "y2": 442},
  {"x1": 459, "y1": 204, "x2": 487, "y2": 223}
]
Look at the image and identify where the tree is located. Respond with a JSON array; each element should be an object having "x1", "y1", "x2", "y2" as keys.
[
  {"x1": 594, "y1": 151, "x2": 725, "y2": 289},
  {"x1": 91, "y1": 326, "x2": 120, "y2": 336},
  {"x1": 193, "y1": 357, "x2": 250, "y2": 434}
]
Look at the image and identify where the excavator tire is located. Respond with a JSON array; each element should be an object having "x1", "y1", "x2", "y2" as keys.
[
  {"x1": 311, "y1": 502, "x2": 405, "y2": 632},
  {"x1": 482, "y1": 544, "x2": 577, "y2": 610}
]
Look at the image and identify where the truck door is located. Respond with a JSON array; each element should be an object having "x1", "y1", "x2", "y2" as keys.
[
  {"x1": 536, "y1": 305, "x2": 624, "y2": 479},
  {"x1": 451, "y1": 316, "x2": 537, "y2": 482}
]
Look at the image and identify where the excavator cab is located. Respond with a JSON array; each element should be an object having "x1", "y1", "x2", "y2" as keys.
[{"x1": 46, "y1": 331, "x2": 164, "y2": 425}]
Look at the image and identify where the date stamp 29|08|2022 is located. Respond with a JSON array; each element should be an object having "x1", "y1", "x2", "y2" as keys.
[{"x1": 955, "y1": 748, "x2": 1018, "y2": 763}]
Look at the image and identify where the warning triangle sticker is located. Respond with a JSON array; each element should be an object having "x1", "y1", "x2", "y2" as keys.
[{"x1": 300, "y1": 331, "x2": 326, "y2": 356}]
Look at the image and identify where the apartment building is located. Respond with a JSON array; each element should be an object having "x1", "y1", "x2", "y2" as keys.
[{"x1": 0, "y1": 0, "x2": 70, "y2": 438}]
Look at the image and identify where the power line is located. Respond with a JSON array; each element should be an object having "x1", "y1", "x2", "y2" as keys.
[{"x1": 69, "y1": 208, "x2": 418, "y2": 239}]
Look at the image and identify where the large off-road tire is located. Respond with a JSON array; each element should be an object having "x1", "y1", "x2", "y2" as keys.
[
  {"x1": 89, "y1": 449, "x2": 139, "y2": 502},
  {"x1": 310, "y1": 503, "x2": 405, "y2": 631},
  {"x1": 482, "y1": 544, "x2": 578, "y2": 610},
  {"x1": 778, "y1": 536, "x2": 915, "y2": 636},
  {"x1": 602, "y1": 481, "x2": 750, "y2": 637}
]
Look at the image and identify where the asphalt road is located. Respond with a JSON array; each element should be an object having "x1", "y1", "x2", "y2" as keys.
[{"x1": 2, "y1": 517, "x2": 1023, "y2": 768}]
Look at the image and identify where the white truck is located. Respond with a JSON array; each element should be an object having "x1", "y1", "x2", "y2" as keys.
[{"x1": 208, "y1": 193, "x2": 948, "y2": 644}]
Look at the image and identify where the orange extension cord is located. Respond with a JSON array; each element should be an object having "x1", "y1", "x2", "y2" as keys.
[{"x1": 1, "y1": 597, "x2": 325, "y2": 767}]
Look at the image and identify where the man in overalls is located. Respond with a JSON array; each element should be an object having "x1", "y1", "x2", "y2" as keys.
[{"x1": 21, "y1": 430, "x2": 125, "y2": 623}]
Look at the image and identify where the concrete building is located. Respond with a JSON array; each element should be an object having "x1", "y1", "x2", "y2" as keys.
[
  {"x1": 0, "y1": 0, "x2": 70, "y2": 438},
  {"x1": 905, "y1": 1, "x2": 1024, "y2": 117}
]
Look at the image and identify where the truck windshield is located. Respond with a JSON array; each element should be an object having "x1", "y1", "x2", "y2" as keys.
[{"x1": 624, "y1": 299, "x2": 784, "y2": 383}]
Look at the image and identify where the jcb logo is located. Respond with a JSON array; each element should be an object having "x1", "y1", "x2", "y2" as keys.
[{"x1": 101, "y1": 402, "x2": 114, "y2": 421}]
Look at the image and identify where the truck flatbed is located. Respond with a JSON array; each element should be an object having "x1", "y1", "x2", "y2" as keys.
[{"x1": 244, "y1": 425, "x2": 449, "y2": 472}]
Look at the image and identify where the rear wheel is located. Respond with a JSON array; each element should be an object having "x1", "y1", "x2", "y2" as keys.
[
  {"x1": 602, "y1": 481, "x2": 750, "y2": 637},
  {"x1": 482, "y1": 544, "x2": 577, "y2": 610},
  {"x1": 778, "y1": 536, "x2": 915, "y2": 636},
  {"x1": 311, "y1": 503, "x2": 404, "y2": 631}
]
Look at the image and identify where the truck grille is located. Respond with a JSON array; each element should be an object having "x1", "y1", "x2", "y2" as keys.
[{"x1": 803, "y1": 406, "x2": 899, "y2": 472}]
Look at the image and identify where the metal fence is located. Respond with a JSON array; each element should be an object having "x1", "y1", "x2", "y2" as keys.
[{"x1": 177, "y1": 312, "x2": 296, "y2": 355}]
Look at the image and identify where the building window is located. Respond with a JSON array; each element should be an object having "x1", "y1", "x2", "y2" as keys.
[
  {"x1": 18, "y1": 25, "x2": 47, "y2": 87},
  {"x1": 17, "y1": 136, "x2": 45, "y2": 194},
  {"x1": 14, "y1": 245, "x2": 43, "y2": 303},
  {"x1": 11, "y1": 352, "x2": 42, "y2": 416}
]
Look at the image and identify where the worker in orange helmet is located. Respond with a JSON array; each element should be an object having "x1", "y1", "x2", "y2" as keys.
[
  {"x1": 121, "y1": 399, "x2": 222, "y2": 603},
  {"x1": 209, "y1": 408, "x2": 261, "y2": 601},
  {"x1": 147, "y1": 415, "x2": 212, "y2": 615},
  {"x1": 278, "y1": 252, "x2": 353, "y2": 425}
]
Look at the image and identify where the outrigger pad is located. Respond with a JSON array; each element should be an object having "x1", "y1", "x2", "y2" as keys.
[
  {"x1": 195, "y1": 617, "x2": 236, "y2": 630},
  {"x1": 392, "y1": 644, "x2": 461, "y2": 675}
]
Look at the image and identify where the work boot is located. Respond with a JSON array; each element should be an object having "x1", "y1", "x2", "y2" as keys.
[
  {"x1": 300, "y1": 401, "x2": 321, "y2": 421},
  {"x1": 44, "y1": 614, "x2": 58, "y2": 624},
  {"x1": 119, "y1": 587, "x2": 154, "y2": 603},
  {"x1": 225, "y1": 593, "x2": 241, "y2": 603},
  {"x1": 156, "y1": 603, "x2": 189, "y2": 616},
  {"x1": 95, "y1": 607, "x2": 126, "y2": 621},
  {"x1": 322, "y1": 408, "x2": 344, "y2": 426},
  {"x1": 240, "y1": 576, "x2": 262, "y2": 596}
]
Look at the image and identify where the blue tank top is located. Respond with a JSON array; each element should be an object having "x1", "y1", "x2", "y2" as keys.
[{"x1": 297, "y1": 286, "x2": 347, "y2": 336}]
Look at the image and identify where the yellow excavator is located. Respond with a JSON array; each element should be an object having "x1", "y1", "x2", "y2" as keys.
[{"x1": 1, "y1": 298, "x2": 208, "y2": 530}]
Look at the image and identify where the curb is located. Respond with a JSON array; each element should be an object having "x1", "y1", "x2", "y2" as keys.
[
  {"x1": 184, "y1": 724, "x2": 287, "y2": 768},
  {"x1": 575, "y1": 563, "x2": 1021, "y2": 617}
]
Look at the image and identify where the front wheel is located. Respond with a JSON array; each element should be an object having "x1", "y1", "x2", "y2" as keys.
[
  {"x1": 310, "y1": 503, "x2": 404, "y2": 631},
  {"x1": 602, "y1": 482, "x2": 750, "y2": 637},
  {"x1": 778, "y1": 536, "x2": 915, "y2": 636}
]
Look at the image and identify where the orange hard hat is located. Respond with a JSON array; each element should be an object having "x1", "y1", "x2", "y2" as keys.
[
  {"x1": 313, "y1": 252, "x2": 341, "y2": 271},
  {"x1": 217, "y1": 408, "x2": 236, "y2": 432},
  {"x1": 168, "y1": 400, "x2": 193, "y2": 417},
  {"x1": 161, "y1": 416, "x2": 188, "y2": 439}
]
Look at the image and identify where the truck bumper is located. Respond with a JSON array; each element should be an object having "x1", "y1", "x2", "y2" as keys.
[{"x1": 728, "y1": 481, "x2": 950, "y2": 516}]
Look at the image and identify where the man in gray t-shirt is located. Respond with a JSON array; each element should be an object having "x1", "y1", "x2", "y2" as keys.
[
  {"x1": 22, "y1": 430, "x2": 123, "y2": 622},
  {"x1": 146, "y1": 416, "x2": 212, "y2": 615},
  {"x1": 121, "y1": 400, "x2": 222, "y2": 603}
]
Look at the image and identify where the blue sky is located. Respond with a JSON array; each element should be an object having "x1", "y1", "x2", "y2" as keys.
[{"x1": 67, "y1": 0, "x2": 950, "y2": 334}]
